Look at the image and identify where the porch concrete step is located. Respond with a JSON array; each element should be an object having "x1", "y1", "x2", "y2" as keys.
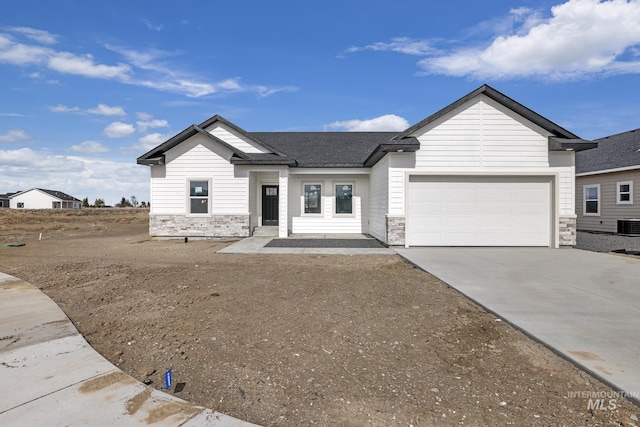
[{"x1": 252, "y1": 226, "x2": 279, "y2": 237}]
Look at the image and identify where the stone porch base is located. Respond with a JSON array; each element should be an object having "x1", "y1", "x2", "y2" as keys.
[{"x1": 386, "y1": 215, "x2": 406, "y2": 246}]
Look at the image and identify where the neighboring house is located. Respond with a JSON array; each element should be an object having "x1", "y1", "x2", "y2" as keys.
[
  {"x1": 9, "y1": 188, "x2": 82, "y2": 209},
  {"x1": 576, "y1": 128, "x2": 640, "y2": 233},
  {"x1": 0, "y1": 192, "x2": 18, "y2": 208},
  {"x1": 137, "y1": 84, "x2": 596, "y2": 247}
]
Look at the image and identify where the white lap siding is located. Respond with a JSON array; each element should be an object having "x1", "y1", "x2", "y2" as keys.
[
  {"x1": 149, "y1": 134, "x2": 248, "y2": 215},
  {"x1": 413, "y1": 97, "x2": 551, "y2": 170},
  {"x1": 204, "y1": 123, "x2": 271, "y2": 154},
  {"x1": 549, "y1": 151, "x2": 575, "y2": 216},
  {"x1": 410, "y1": 96, "x2": 574, "y2": 216},
  {"x1": 288, "y1": 174, "x2": 369, "y2": 234},
  {"x1": 368, "y1": 156, "x2": 390, "y2": 241},
  {"x1": 400, "y1": 95, "x2": 577, "y2": 247}
]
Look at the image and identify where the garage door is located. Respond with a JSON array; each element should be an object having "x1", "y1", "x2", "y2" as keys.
[{"x1": 407, "y1": 175, "x2": 551, "y2": 246}]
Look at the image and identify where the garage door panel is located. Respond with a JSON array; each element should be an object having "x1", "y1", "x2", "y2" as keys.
[
  {"x1": 477, "y1": 202, "x2": 514, "y2": 215},
  {"x1": 407, "y1": 176, "x2": 551, "y2": 247}
]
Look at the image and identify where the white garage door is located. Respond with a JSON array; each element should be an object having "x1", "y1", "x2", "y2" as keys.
[{"x1": 407, "y1": 175, "x2": 551, "y2": 247}]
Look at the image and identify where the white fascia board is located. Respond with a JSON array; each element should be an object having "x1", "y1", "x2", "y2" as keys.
[{"x1": 576, "y1": 165, "x2": 640, "y2": 177}]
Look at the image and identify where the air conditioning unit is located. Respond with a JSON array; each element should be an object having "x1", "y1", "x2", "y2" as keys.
[{"x1": 617, "y1": 219, "x2": 640, "y2": 235}]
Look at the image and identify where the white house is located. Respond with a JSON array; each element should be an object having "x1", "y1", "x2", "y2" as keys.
[
  {"x1": 137, "y1": 85, "x2": 596, "y2": 247},
  {"x1": 9, "y1": 188, "x2": 82, "y2": 209}
]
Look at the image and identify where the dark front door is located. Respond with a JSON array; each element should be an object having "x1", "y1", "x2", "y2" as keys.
[{"x1": 262, "y1": 185, "x2": 279, "y2": 226}]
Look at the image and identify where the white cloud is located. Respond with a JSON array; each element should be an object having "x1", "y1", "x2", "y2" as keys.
[
  {"x1": 141, "y1": 19, "x2": 164, "y2": 32},
  {"x1": 0, "y1": 31, "x2": 132, "y2": 81},
  {"x1": 136, "y1": 76, "x2": 242, "y2": 98},
  {"x1": 0, "y1": 148, "x2": 149, "y2": 205},
  {"x1": 70, "y1": 140, "x2": 110, "y2": 153},
  {"x1": 48, "y1": 52, "x2": 131, "y2": 79},
  {"x1": 0, "y1": 129, "x2": 30, "y2": 143},
  {"x1": 0, "y1": 27, "x2": 292, "y2": 100},
  {"x1": 417, "y1": 0, "x2": 640, "y2": 80},
  {"x1": 3, "y1": 26, "x2": 58, "y2": 44},
  {"x1": 104, "y1": 122, "x2": 135, "y2": 138},
  {"x1": 0, "y1": 147, "x2": 84, "y2": 172},
  {"x1": 136, "y1": 119, "x2": 168, "y2": 132},
  {"x1": 49, "y1": 103, "x2": 126, "y2": 116},
  {"x1": 347, "y1": 1, "x2": 640, "y2": 81},
  {"x1": 137, "y1": 112, "x2": 153, "y2": 120},
  {"x1": 87, "y1": 104, "x2": 126, "y2": 116},
  {"x1": 49, "y1": 104, "x2": 81, "y2": 113},
  {"x1": 0, "y1": 34, "x2": 51, "y2": 65},
  {"x1": 345, "y1": 37, "x2": 436, "y2": 56},
  {"x1": 256, "y1": 85, "x2": 299, "y2": 98},
  {"x1": 106, "y1": 44, "x2": 296, "y2": 98},
  {"x1": 325, "y1": 114, "x2": 410, "y2": 132}
]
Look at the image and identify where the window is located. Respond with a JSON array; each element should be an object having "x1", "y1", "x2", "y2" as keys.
[
  {"x1": 583, "y1": 184, "x2": 600, "y2": 216},
  {"x1": 17, "y1": 202, "x2": 24, "y2": 208},
  {"x1": 335, "y1": 183, "x2": 353, "y2": 214},
  {"x1": 189, "y1": 180, "x2": 209, "y2": 214},
  {"x1": 304, "y1": 184, "x2": 322, "y2": 214},
  {"x1": 617, "y1": 181, "x2": 633, "y2": 204}
]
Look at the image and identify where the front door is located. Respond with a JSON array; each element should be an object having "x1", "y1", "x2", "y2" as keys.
[{"x1": 262, "y1": 185, "x2": 279, "y2": 226}]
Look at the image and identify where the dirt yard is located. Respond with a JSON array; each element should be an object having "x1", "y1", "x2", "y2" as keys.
[{"x1": 1, "y1": 209, "x2": 638, "y2": 426}]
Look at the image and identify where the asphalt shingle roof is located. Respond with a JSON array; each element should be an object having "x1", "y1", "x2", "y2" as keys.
[
  {"x1": 137, "y1": 84, "x2": 592, "y2": 168},
  {"x1": 576, "y1": 128, "x2": 640, "y2": 174},
  {"x1": 250, "y1": 132, "x2": 402, "y2": 167},
  {"x1": 37, "y1": 188, "x2": 81, "y2": 202}
]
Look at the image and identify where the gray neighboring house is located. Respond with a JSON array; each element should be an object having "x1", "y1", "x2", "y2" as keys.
[{"x1": 576, "y1": 128, "x2": 640, "y2": 233}]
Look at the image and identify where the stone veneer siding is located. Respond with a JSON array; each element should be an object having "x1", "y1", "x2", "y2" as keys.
[
  {"x1": 559, "y1": 215, "x2": 577, "y2": 247},
  {"x1": 150, "y1": 214, "x2": 250, "y2": 238},
  {"x1": 386, "y1": 215, "x2": 406, "y2": 246}
]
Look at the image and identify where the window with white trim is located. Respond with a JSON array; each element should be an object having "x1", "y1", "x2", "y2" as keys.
[
  {"x1": 583, "y1": 184, "x2": 600, "y2": 216},
  {"x1": 304, "y1": 184, "x2": 322, "y2": 214},
  {"x1": 335, "y1": 183, "x2": 353, "y2": 215},
  {"x1": 617, "y1": 181, "x2": 633, "y2": 204},
  {"x1": 17, "y1": 202, "x2": 24, "y2": 208},
  {"x1": 189, "y1": 180, "x2": 209, "y2": 214}
]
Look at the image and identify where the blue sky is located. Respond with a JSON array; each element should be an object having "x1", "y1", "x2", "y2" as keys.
[{"x1": 2, "y1": 0, "x2": 640, "y2": 205}]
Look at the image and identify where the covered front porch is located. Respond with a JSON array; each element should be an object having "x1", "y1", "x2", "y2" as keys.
[{"x1": 243, "y1": 167, "x2": 370, "y2": 238}]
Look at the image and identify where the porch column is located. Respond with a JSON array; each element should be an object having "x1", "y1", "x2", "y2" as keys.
[{"x1": 278, "y1": 170, "x2": 288, "y2": 238}]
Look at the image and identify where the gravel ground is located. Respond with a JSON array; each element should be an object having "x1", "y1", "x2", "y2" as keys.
[{"x1": 576, "y1": 231, "x2": 640, "y2": 253}]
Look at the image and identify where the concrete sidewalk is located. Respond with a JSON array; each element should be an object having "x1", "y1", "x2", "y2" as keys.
[
  {"x1": 394, "y1": 247, "x2": 640, "y2": 405},
  {"x1": 0, "y1": 272, "x2": 259, "y2": 426},
  {"x1": 218, "y1": 236, "x2": 395, "y2": 255}
]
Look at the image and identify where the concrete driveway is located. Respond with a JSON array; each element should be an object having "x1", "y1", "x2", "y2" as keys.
[{"x1": 394, "y1": 247, "x2": 640, "y2": 404}]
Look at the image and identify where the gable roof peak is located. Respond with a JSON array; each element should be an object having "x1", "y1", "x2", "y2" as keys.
[
  {"x1": 198, "y1": 114, "x2": 234, "y2": 130},
  {"x1": 137, "y1": 114, "x2": 292, "y2": 165},
  {"x1": 394, "y1": 84, "x2": 580, "y2": 141}
]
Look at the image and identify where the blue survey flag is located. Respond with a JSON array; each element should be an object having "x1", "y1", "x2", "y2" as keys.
[{"x1": 164, "y1": 369, "x2": 173, "y2": 390}]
